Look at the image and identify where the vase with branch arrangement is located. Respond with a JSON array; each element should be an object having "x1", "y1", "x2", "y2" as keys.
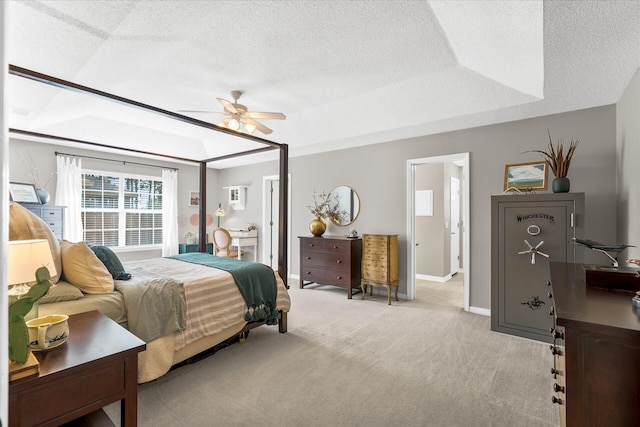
[
  {"x1": 306, "y1": 190, "x2": 348, "y2": 236},
  {"x1": 528, "y1": 130, "x2": 579, "y2": 193},
  {"x1": 14, "y1": 150, "x2": 57, "y2": 203}
]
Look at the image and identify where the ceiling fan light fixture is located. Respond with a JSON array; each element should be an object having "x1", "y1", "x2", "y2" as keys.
[
  {"x1": 228, "y1": 117, "x2": 240, "y2": 131},
  {"x1": 243, "y1": 122, "x2": 256, "y2": 134}
]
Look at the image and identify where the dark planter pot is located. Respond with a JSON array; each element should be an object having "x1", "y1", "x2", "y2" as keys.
[{"x1": 552, "y1": 177, "x2": 570, "y2": 193}]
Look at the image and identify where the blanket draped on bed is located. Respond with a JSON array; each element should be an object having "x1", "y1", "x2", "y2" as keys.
[
  {"x1": 168, "y1": 253, "x2": 279, "y2": 325},
  {"x1": 115, "y1": 265, "x2": 187, "y2": 342}
]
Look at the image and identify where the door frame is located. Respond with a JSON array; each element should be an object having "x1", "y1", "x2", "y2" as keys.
[
  {"x1": 262, "y1": 174, "x2": 292, "y2": 274},
  {"x1": 406, "y1": 153, "x2": 470, "y2": 311}
]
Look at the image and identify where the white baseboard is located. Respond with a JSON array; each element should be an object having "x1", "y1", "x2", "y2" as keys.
[
  {"x1": 416, "y1": 273, "x2": 452, "y2": 282},
  {"x1": 469, "y1": 306, "x2": 490, "y2": 317}
]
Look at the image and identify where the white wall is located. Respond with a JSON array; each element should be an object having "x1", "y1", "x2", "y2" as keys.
[{"x1": 617, "y1": 67, "x2": 640, "y2": 259}]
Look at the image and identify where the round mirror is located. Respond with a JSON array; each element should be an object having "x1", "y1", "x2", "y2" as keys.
[{"x1": 328, "y1": 185, "x2": 360, "y2": 226}]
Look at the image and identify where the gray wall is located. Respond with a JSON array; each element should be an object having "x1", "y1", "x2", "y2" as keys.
[
  {"x1": 232, "y1": 105, "x2": 617, "y2": 311},
  {"x1": 8, "y1": 104, "x2": 619, "y2": 311},
  {"x1": 617, "y1": 67, "x2": 640, "y2": 260}
]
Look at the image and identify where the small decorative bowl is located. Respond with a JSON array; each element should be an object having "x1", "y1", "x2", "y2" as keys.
[{"x1": 26, "y1": 314, "x2": 69, "y2": 351}]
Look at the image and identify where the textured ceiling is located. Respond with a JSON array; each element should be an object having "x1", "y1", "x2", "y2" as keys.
[{"x1": 6, "y1": 0, "x2": 640, "y2": 167}]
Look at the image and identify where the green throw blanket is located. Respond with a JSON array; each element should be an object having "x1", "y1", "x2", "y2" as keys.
[{"x1": 168, "y1": 253, "x2": 279, "y2": 325}]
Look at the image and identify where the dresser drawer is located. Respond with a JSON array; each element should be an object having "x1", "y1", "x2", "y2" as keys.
[
  {"x1": 41, "y1": 208, "x2": 63, "y2": 219},
  {"x1": 363, "y1": 234, "x2": 389, "y2": 246},
  {"x1": 363, "y1": 268, "x2": 390, "y2": 283},
  {"x1": 301, "y1": 265, "x2": 351, "y2": 287},
  {"x1": 302, "y1": 251, "x2": 350, "y2": 271}
]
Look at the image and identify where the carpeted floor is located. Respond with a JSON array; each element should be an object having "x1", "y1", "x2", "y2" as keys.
[{"x1": 106, "y1": 279, "x2": 559, "y2": 427}]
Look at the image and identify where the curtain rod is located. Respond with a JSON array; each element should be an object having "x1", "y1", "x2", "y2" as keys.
[{"x1": 55, "y1": 151, "x2": 179, "y2": 171}]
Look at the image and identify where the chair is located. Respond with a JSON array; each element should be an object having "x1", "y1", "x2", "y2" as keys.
[{"x1": 212, "y1": 227, "x2": 244, "y2": 259}]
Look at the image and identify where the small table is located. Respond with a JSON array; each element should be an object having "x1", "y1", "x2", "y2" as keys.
[
  {"x1": 228, "y1": 229, "x2": 258, "y2": 261},
  {"x1": 9, "y1": 311, "x2": 146, "y2": 426}
]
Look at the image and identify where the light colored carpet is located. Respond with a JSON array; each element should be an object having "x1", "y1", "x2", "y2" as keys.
[
  {"x1": 416, "y1": 273, "x2": 464, "y2": 308},
  {"x1": 106, "y1": 281, "x2": 559, "y2": 427}
]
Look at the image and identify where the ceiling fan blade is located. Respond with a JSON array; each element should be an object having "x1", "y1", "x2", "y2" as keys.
[
  {"x1": 244, "y1": 117, "x2": 273, "y2": 135},
  {"x1": 244, "y1": 111, "x2": 286, "y2": 120},
  {"x1": 177, "y1": 110, "x2": 227, "y2": 115},
  {"x1": 217, "y1": 98, "x2": 237, "y2": 114}
]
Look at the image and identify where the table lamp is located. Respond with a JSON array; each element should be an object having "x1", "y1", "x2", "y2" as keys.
[
  {"x1": 8, "y1": 239, "x2": 57, "y2": 378},
  {"x1": 214, "y1": 203, "x2": 226, "y2": 227}
]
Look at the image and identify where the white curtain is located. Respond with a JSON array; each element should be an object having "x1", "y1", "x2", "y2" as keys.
[
  {"x1": 162, "y1": 168, "x2": 179, "y2": 256},
  {"x1": 55, "y1": 155, "x2": 83, "y2": 242}
]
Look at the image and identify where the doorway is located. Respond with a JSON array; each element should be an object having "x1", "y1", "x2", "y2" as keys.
[
  {"x1": 262, "y1": 174, "x2": 291, "y2": 272},
  {"x1": 406, "y1": 153, "x2": 470, "y2": 311}
]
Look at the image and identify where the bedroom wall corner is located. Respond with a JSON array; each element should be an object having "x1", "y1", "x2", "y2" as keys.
[{"x1": 616, "y1": 67, "x2": 640, "y2": 260}]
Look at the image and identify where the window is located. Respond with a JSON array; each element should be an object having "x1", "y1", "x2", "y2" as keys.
[{"x1": 81, "y1": 170, "x2": 163, "y2": 248}]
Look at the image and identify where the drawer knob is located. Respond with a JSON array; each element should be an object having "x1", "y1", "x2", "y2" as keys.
[
  {"x1": 333, "y1": 246, "x2": 338, "y2": 249},
  {"x1": 306, "y1": 256, "x2": 311, "y2": 259},
  {"x1": 549, "y1": 345, "x2": 562, "y2": 356},
  {"x1": 551, "y1": 396, "x2": 563, "y2": 405},
  {"x1": 336, "y1": 276, "x2": 342, "y2": 280},
  {"x1": 549, "y1": 328, "x2": 564, "y2": 340},
  {"x1": 336, "y1": 260, "x2": 342, "y2": 264},
  {"x1": 553, "y1": 383, "x2": 565, "y2": 393},
  {"x1": 306, "y1": 271, "x2": 311, "y2": 275}
]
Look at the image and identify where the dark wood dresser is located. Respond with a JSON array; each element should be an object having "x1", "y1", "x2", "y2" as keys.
[
  {"x1": 299, "y1": 236, "x2": 362, "y2": 298},
  {"x1": 549, "y1": 262, "x2": 640, "y2": 427}
]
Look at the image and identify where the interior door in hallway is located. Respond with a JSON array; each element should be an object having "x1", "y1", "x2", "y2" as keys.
[{"x1": 450, "y1": 176, "x2": 460, "y2": 275}]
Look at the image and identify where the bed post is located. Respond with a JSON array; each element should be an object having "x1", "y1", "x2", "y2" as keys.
[
  {"x1": 278, "y1": 144, "x2": 289, "y2": 289},
  {"x1": 198, "y1": 161, "x2": 207, "y2": 253}
]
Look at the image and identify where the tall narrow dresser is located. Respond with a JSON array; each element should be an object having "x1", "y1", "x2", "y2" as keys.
[{"x1": 361, "y1": 234, "x2": 399, "y2": 304}]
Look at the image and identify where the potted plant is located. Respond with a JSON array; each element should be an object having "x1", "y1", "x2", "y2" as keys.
[{"x1": 530, "y1": 130, "x2": 579, "y2": 193}]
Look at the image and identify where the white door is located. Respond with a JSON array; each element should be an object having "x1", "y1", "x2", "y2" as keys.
[
  {"x1": 262, "y1": 177, "x2": 280, "y2": 268},
  {"x1": 450, "y1": 176, "x2": 460, "y2": 275}
]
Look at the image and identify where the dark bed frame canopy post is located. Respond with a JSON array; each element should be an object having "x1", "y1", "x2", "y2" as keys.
[{"x1": 8, "y1": 64, "x2": 289, "y2": 288}]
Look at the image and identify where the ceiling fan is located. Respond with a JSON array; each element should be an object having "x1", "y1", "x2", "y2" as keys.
[{"x1": 178, "y1": 90, "x2": 285, "y2": 135}]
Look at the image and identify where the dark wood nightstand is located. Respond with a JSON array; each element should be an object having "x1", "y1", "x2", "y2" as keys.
[{"x1": 9, "y1": 310, "x2": 146, "y2": 426}]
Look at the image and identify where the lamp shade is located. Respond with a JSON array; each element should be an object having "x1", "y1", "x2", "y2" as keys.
[{"x1": 8, "y1": 239, "x2": 57, "y2": 285}]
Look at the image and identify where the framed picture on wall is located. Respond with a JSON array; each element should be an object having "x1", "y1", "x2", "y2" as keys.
[
  {"x1": 9, "y1": 182, "x2": 41, "y2": 204},
  {"x1": 504, "y1": 162, "x2": 548, "y2": 192},
  {"x1": 189, "y1": 191, "x2": 200, "y2": 206}
]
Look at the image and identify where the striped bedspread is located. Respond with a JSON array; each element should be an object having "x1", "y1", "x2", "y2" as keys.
[{"x1": 123, "y1": 257, "x2": 290, "y2": 351}]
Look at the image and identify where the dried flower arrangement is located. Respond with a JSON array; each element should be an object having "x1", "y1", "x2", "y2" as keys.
[
  {"x1": 529, "y1": 130, "x2": 579, "y2": 178},
  {"x1": 14, "y1": 149, "x2": 56, "y2": 189},
  {"x1": 306, "y1": 190, "x2": 348, "y2": 224}
]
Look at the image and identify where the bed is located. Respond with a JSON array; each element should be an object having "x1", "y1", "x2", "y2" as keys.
[
  {"x1": 12, "y1": 198, "x2": 290, "y2": 383},
  {"x1": 39, "y1": 256, "x2": 290, "y2": 383},
  {"x1": 9, "y1": 66, "x2": 292, "y2": 383}
]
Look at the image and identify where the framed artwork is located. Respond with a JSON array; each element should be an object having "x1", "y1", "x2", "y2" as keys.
[
  {"x1": 189, "y1": 191, "x2": 200, "y2": 206},
  {"x1": 415, "y1": 190, "x2": 433, "y2": 216},
  {"x1": 504, "y1": 162, "x2": 548, "y2": 191},
  {"x1": 9, "y1": 182, "x2": 41, "y2": 204}
]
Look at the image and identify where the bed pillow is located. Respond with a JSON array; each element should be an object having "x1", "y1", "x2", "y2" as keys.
[
  {"x1": 8, "y1": 202, "x2": 62, "y2": 284},
  {"x1": 60, "y1": 240, "x2": 115, "y2": 294},
  {"x1": 88, "y1": 244, "x2": 132, "y2": 280},
  {"x1": 39, "y1": 281, "x2": 85, "y2": 304}
]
